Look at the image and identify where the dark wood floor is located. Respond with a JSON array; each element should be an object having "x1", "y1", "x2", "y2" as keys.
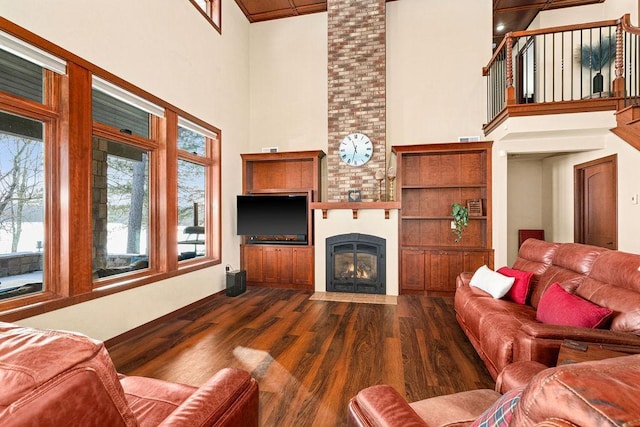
[{"x1": 108, "y1": 287, "x2": 494, "y2": 426}]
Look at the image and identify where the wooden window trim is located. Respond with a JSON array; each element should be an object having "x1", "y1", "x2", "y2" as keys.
[
  {"x1": 189, "y1": 0, "x2": 222, "y2": 34},
  {"x1": 0, "y1": 18, "x2": 222, "y2": 322}
]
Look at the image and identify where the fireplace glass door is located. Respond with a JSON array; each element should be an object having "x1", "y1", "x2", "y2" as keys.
[{"x1": 327, "y1": 233, "x2": 385, "y2": 294}]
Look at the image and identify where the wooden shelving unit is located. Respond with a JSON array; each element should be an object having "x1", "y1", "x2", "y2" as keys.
[
  {"x1": 240, "y1": 150, "x2": 325, "y2": 290},
  {"x1": 393, "y1": 142, "x2": 494, "y2": 295}
]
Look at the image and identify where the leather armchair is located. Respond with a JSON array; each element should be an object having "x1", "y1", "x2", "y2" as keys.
[
  {"x1": 0, "y1": 322, "x2": 259, "y2": 426},
  {"x1": 349, "y1": 354, "x2": 640, "y2": 427}
]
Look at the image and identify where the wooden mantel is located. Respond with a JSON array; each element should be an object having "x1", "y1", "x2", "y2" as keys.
[{"x1": 310, "y1": 201, "x2": 401, "y2": 220}]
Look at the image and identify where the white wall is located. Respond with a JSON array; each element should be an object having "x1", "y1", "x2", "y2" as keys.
[
  {"x1": 249, "y1": 13, "x2": 328, "y2": 153},
  {"x1": 386, "y1": 0, "x2": 492, "y2": 146},
  {"x1": 1, "y1": 0, "x2": 250, "y2": 341},
  {"x1": 248, "y1": 0, "x2": 493, "y2": 155},
  {"x1": 541, "y1": 135, "x2": 640, "y2": 253},
  {"x1": 536, "y1": 0, "x2": 638, "y2": 27},
  {"x1": 506, "y1": 158, "x2": 544, "y2": 265}
]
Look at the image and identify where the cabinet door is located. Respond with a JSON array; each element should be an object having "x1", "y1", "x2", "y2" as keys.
[
  {"x1": 427, "y1": 250, "x2": 464, "y2": 292},
  {"x1": 243, "y1": 246, "x2": 263, "y2": 283},
  {"x1": 463, "y1": 250, "x2": 494, "y2": 272},
  {"x1": 262, "y1": 247, "x2": 281, "y2": 283},
  {"x1": 292, "y1": 247, "x2": 313, "y2": 286},
  {"x1": 401, "y1": 250, "x2": 426, "y2": 291},
  {"x1": 277, "y1": 247, "x2": 293, "y2": 284}
]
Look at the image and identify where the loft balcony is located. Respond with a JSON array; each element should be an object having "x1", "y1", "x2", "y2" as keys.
[{"x1": 483, "y1": 14, "x2": 640, "y2": 151}]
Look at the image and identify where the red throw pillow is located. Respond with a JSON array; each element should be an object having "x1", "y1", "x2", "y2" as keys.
[
  {"x1": 536, "y1": 283, "x2": 613, "y2": 328},
  {"x1": 497, "y1": 266, "x2": 534, "y2": 305}
]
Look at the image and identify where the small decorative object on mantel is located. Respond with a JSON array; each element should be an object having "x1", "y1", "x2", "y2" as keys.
[
  {"x1": 387, "y1": 167, "x2": 397, "y2": 202},
  {"x1": 375, "y1": 169, "x2": 385, "y2": 201},
  {"x1": 467, "y1": 199, "x2": 483, "y2": 217},
  {"x1": 348, "y1": 189, "x2": 362, "y2": 202},
  {"x1": 451, "y1": 203, "x2": 469, "y2": 243}
]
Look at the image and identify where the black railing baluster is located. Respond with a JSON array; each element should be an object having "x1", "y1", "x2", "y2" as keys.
[{"x1": 483, "y1": 15, "x2": 636, "y2": 126}]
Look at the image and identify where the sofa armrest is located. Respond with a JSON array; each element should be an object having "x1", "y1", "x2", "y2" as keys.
[
  {"x1": 515, "y1": 322, "x2": 640, "y2": 366},
  {"x1": 158, "y1": 368, "x2": 258, "y2": 427},
  {"x1": 495, "y1": 361, "x2": 548, "y2": 393},
  {"x1": 520, "y1": 322, "x2": 640, "y2": 347},
  {"x1": 348, "y1": 385, "x2": 427, "y2": 426},
  {"x1": 456, "y1": 272, "x2": 474, "y2": 288}
]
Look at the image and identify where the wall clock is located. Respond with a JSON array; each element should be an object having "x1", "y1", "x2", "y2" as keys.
[{"x1": 339, "y1": 133, "x2": 373, "y2": 167}]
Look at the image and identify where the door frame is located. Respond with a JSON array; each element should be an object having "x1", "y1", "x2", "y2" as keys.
[{"x1": 574, "y1": 154, "x2": 617, "y2": 248}]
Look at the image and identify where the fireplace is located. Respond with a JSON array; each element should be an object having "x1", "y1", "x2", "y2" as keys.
[{"x1": 326, "y1": 233, "x2": 385, "y2": 294}]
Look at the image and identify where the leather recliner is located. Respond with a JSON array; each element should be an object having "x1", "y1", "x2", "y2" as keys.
[
  {"x1": 349, "y1": 354, "x2": 640, "y2": 426},
  {"x1": 0, "y1": 322, "x2": 259, "y2": 426}
]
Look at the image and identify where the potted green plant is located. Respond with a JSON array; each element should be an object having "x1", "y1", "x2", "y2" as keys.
[{"x1": 451, "y1": 203, "x2": 469, "y2": 243}]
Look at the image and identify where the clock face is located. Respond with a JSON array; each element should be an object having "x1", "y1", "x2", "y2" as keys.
[{"x1": 339, "y1": 133, "x2": 373, "y2": 167}]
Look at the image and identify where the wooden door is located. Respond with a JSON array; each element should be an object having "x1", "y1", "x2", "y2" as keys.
[{"x1": 574, "y1": 155, "x2": 617, "y2": 249}]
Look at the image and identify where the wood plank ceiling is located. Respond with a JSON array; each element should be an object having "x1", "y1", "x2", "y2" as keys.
[{"x1": 234, "y1": 0, "x2": 605, "y2": 45}]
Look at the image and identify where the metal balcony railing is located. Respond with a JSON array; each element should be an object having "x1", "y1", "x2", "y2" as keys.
[{"x1": 484, "y1": 14, "x2": 640, "y2": 128}]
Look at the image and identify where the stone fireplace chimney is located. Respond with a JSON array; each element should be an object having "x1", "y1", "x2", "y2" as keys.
[{"x1": 327, "y1": 0, "x2": 386, "y2": 202}]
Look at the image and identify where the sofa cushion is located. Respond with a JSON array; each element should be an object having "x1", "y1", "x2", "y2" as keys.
[
  {"x1": 470, "y1": 265, "x2": 515, "y2": 299},
  {"x1": 529, "y1": 243, "x2": 607, "y2": 308},
  {"x1": 470, "y1": 386, "x2": 523, "y2": 427},
  {"x1": 576, "y1": 250, "x2": 640, "y2": 335},
  {"x1": 511, "y1": 239, "x2": 559, "y2": 277},
  {"x1": 498, "y1": 267, "x2": 533, "y2": 305},
  {"x1": 512, "y1": 355, "x2": 640, "y2": 426},
  {"x1": 536, "y1": 283, "x2": 613, "y2": 328}
]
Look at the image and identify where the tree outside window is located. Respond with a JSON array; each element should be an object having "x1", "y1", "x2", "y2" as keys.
[{"x1": 0, "y1": 112, "x2": 45, "y2": 299}]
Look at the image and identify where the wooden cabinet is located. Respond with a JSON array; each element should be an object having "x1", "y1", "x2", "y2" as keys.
[
  {"x1": 240, "y1": 150, "x2": 324, "y2": 290},
  {"x1": 394, "y1": 142, "x2": 493, "y2": 295},
  {"x1": 401, "y1": 249, "x2": 493, "y2": 294},
  {"x1": 242, "y1": 245, "x2": 313, "y2": 288}
]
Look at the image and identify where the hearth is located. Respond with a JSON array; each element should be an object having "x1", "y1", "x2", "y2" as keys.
[{"x1": 326, "y1": 233, "x2": 385, "y2": 294}]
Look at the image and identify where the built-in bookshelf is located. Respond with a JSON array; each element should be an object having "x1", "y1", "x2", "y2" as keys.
[{"x1": 393, "y1": 142, "x2": 494, "y2": 295}]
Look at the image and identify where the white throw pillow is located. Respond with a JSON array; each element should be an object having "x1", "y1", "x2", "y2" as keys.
[{"x1": 469, "y1": 265, "x2": 515, "y2": 298}]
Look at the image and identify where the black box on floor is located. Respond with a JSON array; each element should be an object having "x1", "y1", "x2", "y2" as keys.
[{"x1": 226, "y1": 270, "x2": 246, "y2": 297}]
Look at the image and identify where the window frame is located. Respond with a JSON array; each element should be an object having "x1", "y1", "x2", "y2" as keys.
[
  {"x1": 190, "y1": 0, "x2": 221, "y2": 34},
  {"x1": 0, "y1": 20, "x2": 222, "y2": 321},
  {"x1": 0, "y1": 70, "x2": 62, "y2": 312},
  {"x1": 176, "y1": 120, "x2": 218, "y2": 267}
]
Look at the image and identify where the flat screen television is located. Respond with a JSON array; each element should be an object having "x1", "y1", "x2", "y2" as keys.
[{"x1": 236, "y1": 194, "x2": 308, "y2": 244}]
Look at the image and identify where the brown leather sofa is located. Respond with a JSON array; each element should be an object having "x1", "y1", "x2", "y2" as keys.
[
  {"x1": 0, "y1": 322, "x2": 259, "y2": 426},
  {"x1": 455, "y1": 239, "x2": 640, "y2": 379},
  {"x1": 348, "y1": 354, "x2": 640, "y2": 426}
]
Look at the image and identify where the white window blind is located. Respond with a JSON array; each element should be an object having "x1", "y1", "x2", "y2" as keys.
[
  {"x1": 0, "y1": 30, "x2": 66, "y2": 74},
  {"x1": 178, "y1": 116, "x2": 218, "y2": 139},
  {"x1": 92, "y1": 76, "x2": 165, "y2": 118}
]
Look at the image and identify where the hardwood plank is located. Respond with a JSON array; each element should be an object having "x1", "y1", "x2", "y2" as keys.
[{"x1": 109, "y1": 287, "x2": 494, "y2": 426}]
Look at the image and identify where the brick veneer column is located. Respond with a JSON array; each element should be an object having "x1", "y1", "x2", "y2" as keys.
[{"x1": 327, "y1": 0, "x2": 386, "y2": 202}]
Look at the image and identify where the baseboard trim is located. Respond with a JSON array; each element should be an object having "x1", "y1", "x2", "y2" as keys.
[{"x1": 104, "y1": 290, "x2": 225, "y2": 349}]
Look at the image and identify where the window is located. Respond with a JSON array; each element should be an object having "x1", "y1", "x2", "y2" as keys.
[
  {"x1": 92, "y1": 138, "x2": 150, "y2": 279},
  {"x1": 177, "y1": 159, "x2": 206, "y2": 260},
  {"x1": 0, "y1": 38, "x2": 62, "y2": 304},
  {"x1": 176, "y1": 118, "x2": 220, "y2": 264},
  {"x1": 0, "y1": 112, "x2": 45, "y2": 299},
  {"x1": 191, "y1": 0, "x2": 221, "y2": 32},
  {"x1": 0, "y1": 22, "x2": 222, "y2": 317}
]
